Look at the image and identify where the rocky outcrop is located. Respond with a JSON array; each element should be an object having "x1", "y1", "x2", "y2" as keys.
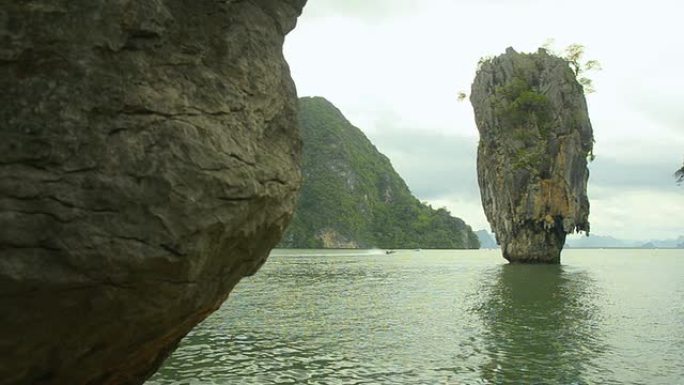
[
  {"x1": 0, "y1": 1, "x2": 305, "y2": 384},
  {"x1": 317, "y1": 228, "x2": 360, "y2": 249},
  {"x1": 470, "y1": 48, "x2": 593, "y2": 263}
]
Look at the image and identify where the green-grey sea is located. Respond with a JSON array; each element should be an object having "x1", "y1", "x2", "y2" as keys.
[{"x1": 147, "y1": 249, "x2": 684, "y2": 385}]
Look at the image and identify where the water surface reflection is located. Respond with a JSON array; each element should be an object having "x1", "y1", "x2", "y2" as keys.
[
  {"x1": 476, "y1": 264, "x2": 606, "y2": 384},
  {"x1": 148, "y1": 251, "x2": 684, "y2": 385}
]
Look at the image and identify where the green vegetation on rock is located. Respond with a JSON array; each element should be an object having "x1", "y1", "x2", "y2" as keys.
[
  {"x1": 493, "y1": 77, "x2": 553, "y2": 134},
  {"x1": 484, "y1": 55, "x2": 556, "y2": 175},
  {"x1": 470, "y1": 47, "x2": 594, "y2": 263},
  {"x1": 280, "y1": 97, "x2": 479, "y2": 249}
]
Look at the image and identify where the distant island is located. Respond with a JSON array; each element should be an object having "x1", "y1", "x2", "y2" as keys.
[
  {"x1": 478, "y1": 230, "x2": 684, "y2": 249},
  {"x1": 279, "y1": 97, "x2": 479, "y2": 249},
  {"x1": 565, "y1": 234, "x2": 684, "y2": 249},
  {"x1": 475, "y1": 230, "x2": 498, "y2": 249}
]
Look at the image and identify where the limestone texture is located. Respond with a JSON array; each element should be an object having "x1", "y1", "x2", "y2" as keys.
[
  {"x1": 0, "y1": 1, "x2": 305, "y2": 384},
  {"x1": 470, "y1": 48, "x2": 593, "y2": 263}
]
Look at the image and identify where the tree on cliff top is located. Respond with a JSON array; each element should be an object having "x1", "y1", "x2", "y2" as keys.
[
  {"x1": 458, "y1": 42, "x2": 601, "y2": 101},
  {"x1": 550, "y1": 42, "x2": 602, "y2": 93}
]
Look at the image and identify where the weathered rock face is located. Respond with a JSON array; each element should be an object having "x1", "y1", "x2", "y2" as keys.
[
  {"x1": 0, "y1": 1, "x2": 305, "y2": 384},
  {"x1": 470, "y1": 48, "x2": 593, "y2": 263}
]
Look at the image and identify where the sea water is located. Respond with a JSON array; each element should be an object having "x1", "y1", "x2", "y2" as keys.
[{"x1": 147, "y1": 249, "x2": 684, "y2": 385}]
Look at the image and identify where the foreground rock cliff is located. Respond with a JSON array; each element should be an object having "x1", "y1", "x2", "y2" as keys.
[
  {"x1": 280, "y1": 97, "x2": 479, "y2": 249},
  {"x1": 0, "y1": 1, "x2": 305, "y2": 384},
  {"x1": 470, "y1": 48, "x2": 593, "y2": 263}
]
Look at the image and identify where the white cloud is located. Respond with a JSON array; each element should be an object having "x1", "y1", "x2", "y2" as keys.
[
  {"x1": 587, "y1": 187, "x2": 684, "y2": 240},
  {"x1": 297, "y1": 0, "x2": 421, "y2": 20},
  {"x1": 425, "y1": 195, "x2": 489, "y2": 233}
]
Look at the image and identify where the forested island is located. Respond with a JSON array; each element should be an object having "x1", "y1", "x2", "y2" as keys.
[{"x1": 279, "y1": 97, "x2": 479, "y2": 249}]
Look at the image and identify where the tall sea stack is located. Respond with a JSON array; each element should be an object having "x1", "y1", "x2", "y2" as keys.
[
  {"x1": 470, "y1": 48, "x2": 593, "y2": 263},
  {"x1": 0, "y1": 1, "x2": 305, "y2": 384}
]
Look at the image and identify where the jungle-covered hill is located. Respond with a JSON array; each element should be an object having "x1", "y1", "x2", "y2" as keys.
[{"x1": 279, "y1": 97, "x2": 479, "y2": 249}]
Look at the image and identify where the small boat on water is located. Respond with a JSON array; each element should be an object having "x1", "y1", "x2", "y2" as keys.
[{"x1": 385, "y1": 250, "x2": 396, "y2": 255}]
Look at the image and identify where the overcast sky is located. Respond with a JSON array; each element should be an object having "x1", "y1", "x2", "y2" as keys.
[{"x1": 284, "y1": 0, "x2": 684, "y2": 241}]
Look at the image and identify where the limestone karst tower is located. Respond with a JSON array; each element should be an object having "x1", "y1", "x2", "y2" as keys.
[{"x1": 470, "y1": 47, "x2": 593, "y2": 263}]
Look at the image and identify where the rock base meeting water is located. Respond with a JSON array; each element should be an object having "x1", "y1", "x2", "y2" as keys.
[{"x1": 0, "y1": 1, "x2": 305, "y2": 383}]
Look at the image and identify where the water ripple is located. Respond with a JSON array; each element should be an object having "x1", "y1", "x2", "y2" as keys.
[{"x1": 147, "y1": 249, "x2": 684, "y2": 385}]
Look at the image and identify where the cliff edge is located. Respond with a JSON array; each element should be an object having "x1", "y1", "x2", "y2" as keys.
[
  {"x1": 0, "y1": 1, "x2": 305, "y2": 384},
  {"x1": 470, "y1": 48, "x2": 593, "y2": 263}
]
